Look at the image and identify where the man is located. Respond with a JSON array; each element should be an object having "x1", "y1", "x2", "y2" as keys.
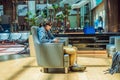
[{"x1": 37, "y1": 21, "x2": 86, "y2": 71}]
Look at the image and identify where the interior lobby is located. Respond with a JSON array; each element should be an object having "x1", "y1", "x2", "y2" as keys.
[{"x1": 0, "y1": 0, "x2": 120, "y2": 80}]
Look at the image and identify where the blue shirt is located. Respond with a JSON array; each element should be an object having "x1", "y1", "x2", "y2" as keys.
[
  {"x1": 37, "y1": 27, "x2": 55, "y2": 43},
  {"x1": 94, "y1": 19, "x2": 103, "y2": 28}
]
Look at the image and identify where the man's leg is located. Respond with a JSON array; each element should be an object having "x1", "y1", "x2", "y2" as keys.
[
  {"x1": 64, "y1": 46, "x2": 77, "y2": 66},
  {"x1": 63, "y1": 46, "x2": 86, "y2": 71}
]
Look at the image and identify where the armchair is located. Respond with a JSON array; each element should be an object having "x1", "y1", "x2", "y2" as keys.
[
  {"x1": 106, "y1": 36, "x2": 120, "y2": 57},
  {"x1": 31, "y1": 26, "x2": 70, "y2": 73}
]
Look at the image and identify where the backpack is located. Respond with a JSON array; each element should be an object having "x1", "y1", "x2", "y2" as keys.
[{"x1": 108, "y1": 51, "x2": 120, "y2": 74}]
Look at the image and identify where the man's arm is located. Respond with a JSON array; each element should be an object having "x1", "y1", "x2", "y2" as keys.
[
  {"x1": 47, "y1": 30, "x2": 55, "y2": 39},
  {"x1": 37, "y1": 28, "x2": 52, "y2": 43}
]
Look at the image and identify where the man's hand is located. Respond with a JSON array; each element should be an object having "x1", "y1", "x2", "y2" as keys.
[{"x1": 53, "y1": 38, "x2": 59, "y2": 43}]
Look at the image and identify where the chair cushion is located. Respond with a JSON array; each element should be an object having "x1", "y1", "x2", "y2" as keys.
[
  {"x1": 106, "y1": 44, "x2": 116, "y2": 56},
  {"x1": 106, "y1": 44, "x2": 115, "y2": 50}
]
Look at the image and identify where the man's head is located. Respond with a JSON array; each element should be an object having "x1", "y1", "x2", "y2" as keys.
[{"x1": 44, "y1": 22, "x2": 52, "y2": 31}]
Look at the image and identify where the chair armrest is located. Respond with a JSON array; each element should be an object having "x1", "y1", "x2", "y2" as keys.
[
  {"x1": 35, "y1": 43, "x2": 65, "y2": 68},
  {"x1": 56, "y1": 37, "x2": 69, "y2": 46}
]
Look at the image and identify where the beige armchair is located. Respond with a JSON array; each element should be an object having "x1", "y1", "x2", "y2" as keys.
[{"x1": 31, "y1": 26, "x2": 70, "y2": 73}]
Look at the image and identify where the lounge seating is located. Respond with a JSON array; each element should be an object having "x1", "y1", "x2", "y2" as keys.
[
  {"x1": 15, "y1": 32, "x2": 30, "y2": 54},
  {"x1": 20, "y1": 33, "x2": 30, "y2": 41},
  {"x1": 31, "y1": 26, "x2": 70, "y2": 73},
  {"x1": 15, "y1": 32, "x2": 30, "y2": 44},
  {"x1": 106, "y1": 36, "x2": 120, "y2": 57},
  {"x1": 0, "y1": 32, "x2": 30, "y2": 44},
  {"x1": 0, "y1": 32, "x2": 30, "y2": 54},
  {"x1": 0, "y1": 33, "x2": 10, "y2": 44},
  {"x1": 8, "y1": 33, "x2": 21, "y2": 44}
]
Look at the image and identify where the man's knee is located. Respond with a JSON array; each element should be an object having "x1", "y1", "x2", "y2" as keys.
[{"x1": 64, "y1": 47, "x2": 77, "y2": 54}]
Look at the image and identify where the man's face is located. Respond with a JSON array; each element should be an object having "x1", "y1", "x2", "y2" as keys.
[{"x1": 46, "y1": 25, "x2": 52, "y2": 31}]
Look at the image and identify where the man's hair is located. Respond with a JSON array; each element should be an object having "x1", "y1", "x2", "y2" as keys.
[{"x1": 43, "y1": 21, "x2": 52, "y2": 27}]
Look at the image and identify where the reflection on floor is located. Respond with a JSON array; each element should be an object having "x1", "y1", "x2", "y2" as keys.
[
  {"x1": 0, "y1": 54, "x2": 29, "y2": 61},
  {"x1": 0, "y1": 53, "x2": 120, "y2": 80}
]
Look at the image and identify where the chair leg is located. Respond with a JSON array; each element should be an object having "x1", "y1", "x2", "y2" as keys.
[
  {"x1": 40, "y1": 68, "x2": 48, "y2": 73},
  {"x1": 65, "y1": 67, "x2": 69, "y2": 73},
  {"x1": 107, "y1": 53, "x2": 110, "y2": 57}
]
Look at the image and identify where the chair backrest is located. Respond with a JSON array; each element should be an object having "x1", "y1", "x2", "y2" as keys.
[
  {"x1": 109, "y1": 36, "x2": 117, "y2": 44},
  {"x1": 9, "y1": 33, "x2": 21, "y2": 40},
  {"x1": 31, "y1": 26, "x2": 64, "y2": 68},
  {"x1": 31, "y1": 26, "x2": 40, "y2": 44},
  {"x1": 0, "y1": 33, "x2": 10, "y2": 40},
  {"x1": 20, "y1": 32, "x2": 30, "y2": 40},
  {"x1": 115, "y1": 37, "x2": 120, "y2": 51}
]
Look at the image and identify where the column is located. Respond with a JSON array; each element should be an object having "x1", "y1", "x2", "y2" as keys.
[
  {"x1": 76, "y1": 8, "x2": 80, "y2": 28},
  {"x1": 28, "y1": 0, "x2": 36, "y2": 18},
  {"x1": 80, "y1": 6, "x2": 85, "y2": 28}
]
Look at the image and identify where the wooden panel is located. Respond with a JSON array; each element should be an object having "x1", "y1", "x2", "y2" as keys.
[{"x1": 106, "y1": 0, "x2": 119, "y2": 32}]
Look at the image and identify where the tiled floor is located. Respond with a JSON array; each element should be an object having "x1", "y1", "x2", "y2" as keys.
[{"x1": 0, "y1": 53, "x2": 120, "y2": 80}]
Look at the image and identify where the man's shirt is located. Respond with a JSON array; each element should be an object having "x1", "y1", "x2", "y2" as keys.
[{"x1": 37, "y1": 27, "x2": 55, "y2": 43}]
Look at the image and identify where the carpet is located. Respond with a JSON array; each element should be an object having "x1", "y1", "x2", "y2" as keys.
[{"x1": 0, "y1": 45, "x2": 25, "y2": 56}]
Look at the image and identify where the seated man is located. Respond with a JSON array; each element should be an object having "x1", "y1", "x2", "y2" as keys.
[{"x1": 37, "y1": 21, "x2": 86, "y2": 71}]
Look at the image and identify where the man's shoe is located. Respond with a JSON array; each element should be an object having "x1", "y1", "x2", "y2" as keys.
[{"x1": 70, "y1": 65, "x2": 86, "y2": 72}]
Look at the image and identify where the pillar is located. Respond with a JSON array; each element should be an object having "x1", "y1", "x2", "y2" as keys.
[{"x1": 28, "y1": 0, "x2": 36, "y2": 19}]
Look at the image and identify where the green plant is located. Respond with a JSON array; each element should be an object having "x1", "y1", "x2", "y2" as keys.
[
  {"x1": 55, "y1": 5, "x2": 71, "y2": 21},
  {"x1": 56, "y1": 13, "x2": 65, "y2": 21},
  {"x1": 25, "y1": 12, "x2": 39, "y2": 26},
  {"x1": 25, "y1": 9, "x2": 48, "y2": 27}
]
